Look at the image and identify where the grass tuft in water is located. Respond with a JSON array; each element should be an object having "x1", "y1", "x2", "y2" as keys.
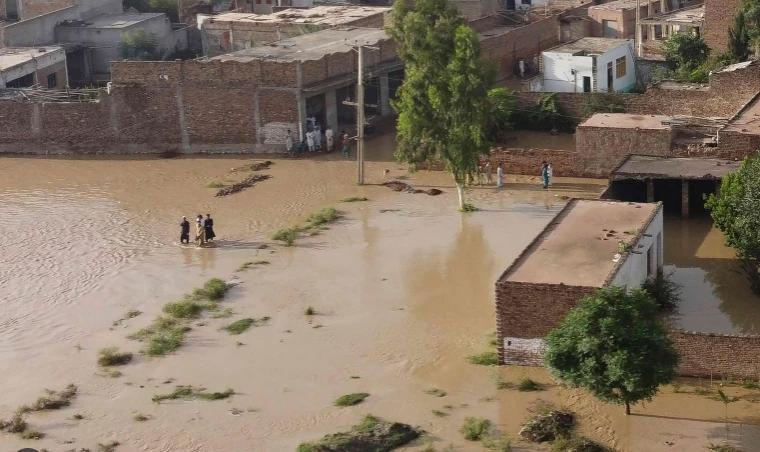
[
  {"x1": 334, "y1": 392, "x2": 369, "y2": 407},
  {"x1": 306, "y1": 207, "x2": 340, "y2": 227},
  {"x1": 152, "y1": 386, "x2": 234, "y2": 403},
  {"x1": 129, "y1": 316, "x2": 190, "y2": 356},
  {"x1": 205, "y1": 179, "x2": 224, "y2": 188},
  {"x1": 304, "y1": 306, "x2": 316, "y2": 316},
  {"x1": 461, "y1": 417, "x2": 491, "y2": 441},
  {"x1": 467, "y1": 351, "x2": 499, "y2": 366},
  {"x1": 17, "y1": 384, "x2": 78, "y2": 413},
  {"x1": 706, "y1": 444, "x2": 743, "y2": 452},
  {"x1": 221, "y1": 317, "x2": 270, "y2": 335},
  {"x1": 517, "y1": 378, "x2": 542, "y2": 392},
  {"x1": 340, "y1": 196, "x2": 369, "y2": 202},
  {"x1": 459, "y1": 203, "x2": 479, "y2": 212},
  {"x1": 133, "y1": 413, "x2": 150, "y2": 422},
  {"x1": 21, "y1": 429, "x2": 44, "y2": 439},
  {"x1": 424, "y1": 388, "x2": 447, "y2": 397},
  {"x1": 236, "y1": 262, "x2": 254, "y2": 272},
  {"x1": 98, "y1": 347, "x2": 133, "y2": 367},
  {"x1": 126, "y1": 309, "x2": 142, "y2": 319},
  {"x1": 0, "y1": 413, "x2": 28, "y2": 433},
  {"x1": 211, "y1": 308, "x2": 235, "y2": 319},
  {"x1": 201, "y1": 278, "x2": 230, "y2": 301},
  {"x1": 296, "y1": 414, "x2": 419, "y2": 452},
  {"x1": 432, "y1": 410, "x2": 449, "y2": 417},
  {"x1": 743, "y1": 380, "x2": 760, "y2": 390},
  {"x1": 273, "y1": 227, "x2": 299, "y2": 246},
  {"x1": 98, "y1": 440, "x2": 121, "y2": 452}
]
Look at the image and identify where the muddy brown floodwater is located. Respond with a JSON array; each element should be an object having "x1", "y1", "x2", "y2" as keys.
[{"x1": 1, "y1": 142, "x2": 759, "y2": 452}]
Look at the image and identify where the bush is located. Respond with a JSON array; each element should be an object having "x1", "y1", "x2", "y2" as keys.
[
  {"x1": 202, "y1": 278, "x2": 230, "y2": 300},
  {"x1": 519, "y1": 411, "x2": 574, "y2": 443},
  {"x1": 162, "y1": 298, "x2": 206, "y2": 318},
  {"x1": 221, "y1": 317, "x2": 270, "y2": 335},
  {"x1": 459, "y1": 203, "x2": 479, "y2": 212},
  {"x1": 461, "y1": 417, "x2": 491, "y2": 441},
  {"x1": 334, "y1": 393, "x2": 370, "y2": 407},
  {"x1": 20, "y1": 429, "x2": 44, "y2": 439},
  {"x1": 97, "y1": 347, "x2": 133, "y2": 366},
  {"x1": 340, "y1": 197, "x2": 369, "y2": 202},
  {"x1": 205, "y1": 179, "x2": 224, "y2": 188},
  {"x1": 296, "y1": 414, "x2": 419, "y2": 452},
  {"x1": 641, "y1": 272, "x2": 682, "y2": 310},
  {"x1": 467, "y1": 351, "x2": 499, "y2": 366},
  {"x1": 273, "y1": 227, "x2": 298, "y2": 246},
  {"x1": 551, "y1": 435, "x2": 609, "y2": 452},
  {"x1": 517, "y1": 378, "x2": 542, "y2": 392},
  {"x1": 307, "y1": 207, "x2": 340, "y2": 227},
  {"x1": 152, "y1": 386, "x2": 233, "y2": 403}
]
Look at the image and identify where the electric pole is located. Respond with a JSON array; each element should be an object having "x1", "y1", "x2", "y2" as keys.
[{"x1": 342, "y1": 44, "x2": 378, "y2": 185}]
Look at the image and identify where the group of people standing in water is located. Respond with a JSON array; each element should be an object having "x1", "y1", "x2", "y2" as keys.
[
  {"x1": 474, "y1": 161, "x2": 553, "y2": 189},
  {"x1": 180, "y1": 214, "x2": 216, "y2": 247}
]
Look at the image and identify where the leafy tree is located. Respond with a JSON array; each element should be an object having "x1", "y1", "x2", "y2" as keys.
[
  {"x1": 118, "y1": 29, "x2": 167, "y2": 61},
  {"x1": 486, "y1": 88, "x2": 516, "y2": 142},
  {"x1": 544, "y1": 286, "x2": 680, "y2": 415},
  {"x1": 728, "y1": 11, "x2": 751, "y2": 63},
  {"x1": 662, "y1": 32, "x2": 710, "y2": 72},
  {"x1": 389, "y1": 0, "x2": 493, "y2": 210},
  {"x1": 123, "y1": 0, "x2": 180, "y2": 22},
  {"x1": 705, "y1": 155, "x2": 760, "y2": 294},
  {"x1": 740, "y1": 0, "x2": 760, "y2": 49}
]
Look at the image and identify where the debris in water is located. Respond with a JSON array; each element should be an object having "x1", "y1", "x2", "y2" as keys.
[
  {"x1": 427, "y1": 189, "x2": 442, "y2": 196},
  {"x1": 232, "y1": 160, "x2": 273, "y2": 172},
  {"x1": 216, "y1": 174, "x2": 271, "y2": 197},
  {"x1": 519, "y1": 411, "x2": 574, "y2": 443},
  {"x1": 382, "y1": 181, "x2": 443, "y2": 196},
  {"x1": 157, "y1": 150, "x2": 181, "y2": 159}
]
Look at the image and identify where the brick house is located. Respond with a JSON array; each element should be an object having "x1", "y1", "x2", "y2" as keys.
[{"x1": 495, "y1": 199, "x2": 664, "y2": 365}]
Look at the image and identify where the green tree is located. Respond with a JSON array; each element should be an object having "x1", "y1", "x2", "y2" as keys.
[
  {"x1": 544, "y1": 286, "x2": 680, "y2": 415},
  {"x1": 728, "y1": 11, "x2": 751, "y2": 62},
  {"x1": 740, "y1": 0, "x2": 760, "y2": 49},
  {"x1": 389, "y1": 0, "x2": 493, "y2": 210},
  {"x1": 118, "y1": 29, "x2": 166, "y2": 61},
  {"x1": 123, "y1": 0, "x2": 180, "y2": 22},
  {"x1": 662, "y1": 32, "x2": 710, "y2": 72},
  {"x1": 486, "y1": 88, "x2": 516, "y2": 142},
  {"x1": 705, "y1": 155, "x2": 760, "y2": 294}
]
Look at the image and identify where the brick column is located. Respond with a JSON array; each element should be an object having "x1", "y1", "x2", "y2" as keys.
[
  {"x1": 325, "y1": 89, "x2": 338, "y2": 130},
  {"x1": 681, "y1": 179, "x2": 689, "y2": 219},
  {"x1": 379, "y1": 74, "x2": 392, "y2": 116},
  {"x1": 646, "y1": 178, "x2": 655, "y2": 202}
]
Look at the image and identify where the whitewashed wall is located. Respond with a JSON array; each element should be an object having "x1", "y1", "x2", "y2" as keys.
[
  {"x1": 541, "y1": 52, "x2": 592, "y2": 93},
  {"x1": 595, "y1": 40, "x2": 636, "y2": 92},
  {"x1": 610, "y1": 207, "x2": 664, "y2": 290}
]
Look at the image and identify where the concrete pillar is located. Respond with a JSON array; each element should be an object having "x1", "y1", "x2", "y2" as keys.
[
  {"x1": 325, "y1": 89, "x2": 338, "y2": 130},
  {"x1": 681, "y1": 179, "x2": 689, "y2": 219},
  {"x1": 379, "y1": 74, "x2": 392, "y2": 116},
  {"x1": 297, "y1": 94, "x2": 307, "y2": 141},
  {"x1": 646, "y1": 179, "x2": 655, "y2": 203}
]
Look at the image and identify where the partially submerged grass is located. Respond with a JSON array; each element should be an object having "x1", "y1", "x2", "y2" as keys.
[
  {"x1": 126, "y1": 309, "x2": 142, "y2": 319},
  {"x1": 432, "y1": 409, "x2": 449, "y2": 417},
  {"x1": 221, "y1": 317, "x2": 270, "y2": 335},
  {"x1": 236, "y1": 261, "x2": 255, "y2": 272},
  {"x1": 340, "y1": 196, "x2": 369, "y2": 202},
  {"x1": 424, "y1": 388, "x2": 447, "y2": 397},
  {"x1": 707, "y1": 444, "x2": 743, "y2": 452},
  {"x1": 517, "y1": 378, "x2": 542, "y2": 392},
  {"x1": 97, "y1": 347, "x2": 133, "y2": 367},
  {"x1": 21, "y1": 429, "x2": 44, "y2": 439},
  {"x1": 98, "y1": 440, "x2": 121, "y2": 452},
  {"x1": 467, "y1": 351, "x2": 499, "y2": 366},
  {"x1": 743, "y1": 380, "x2": 760, "y2": 390},
  {"x1": 200, "y1": 278, "x2": 230, "y2": 301},
  {"x1": 296, "y1": 414, "x2": 419, "y2": 452},
  {"x1": 304, "y1": 306, "x2": 316, "y2": 316},
  {"x1": 205, "y1": 179, "x2": 224, "y2": 188},
  {"x1": 306, "y1": 207, "x2": 340, "y2": 227},
  {"x1": 129, "y1": 316, "x2": 190, "y2": 356},
  {"x1": 273, "y1": 227, "x2": 299, "y2": 246},
  {"x1": 461, "y1": 417, "x2": 490, "y2": 441},
  {"x1": 162, "y1": 297, "x2": 211, "y2": 319},
  {"x1": 334, "y1": 392, "x2": 370, "y2": 407},
  {"x1": 459, "y1": 203, "x2": 480, "y2": 212},
  {"x1": 133, "y1": 413, "x2": 150, "y2": 422},
  {"x1": 254, "y1": 260, "x2": 270, "y2": 265},
  {"x1": 152, "y1": 386, "x2": 234, "y2": 403},
  {"x1": 18, "y1": 384, "x2": 78, "y2": 413},
  {"x1": 551, "y1": 435, "x2": 608, "y2": 452},
  {"x1": 695, "y1": 386, "x2": 712, "y2": 396},
  {"x1": 0, "y1": 413, "x2": 28, "y2": 433},
  {"x1": 211, "y1": 308, "x2": 235, "y2": 319}
]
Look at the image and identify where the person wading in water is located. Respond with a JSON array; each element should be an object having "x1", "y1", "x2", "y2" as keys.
[
  {"x1": 180, "y1": 216, "x2": 190, "y2": 244},
  {"x1": 205, "y1": 214, "x2": 216, "y2": 242},
  {"x1": 196, "y1": 215, "x2": 206, "y2": 247}
]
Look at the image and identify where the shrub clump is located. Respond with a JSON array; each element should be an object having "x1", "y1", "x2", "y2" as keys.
[
  {"x1": 641, "y1": 272, "x2": 682, "y2": 310},
  {"x1": 459, "y1": 203, "x2": 479, "y2": 212},
  {"x1": 273, "y1": 227, "x2": 299, "y2": 246},
  {"x1": 16, "y1": 384, "x2": 78, "y2": 413},
  {"x1": 334, "y1": 393, "x2": 370, "y2": 407},
  {"x1": 307, "y1": 207, "x2": 340, "y2": 227},
  {"x1": 152, "y1": 386, "x2": 234, "y2": 403},
  {"x1": 467, "y1": 351, "x2": 499, "y2": 366},
  {"x1": 221, "y1": 317, "x2": 270, "y2": 335},
  {"x1": 519, "y1": 411, "x2": 574, "y2": 443},
  {"x1": 98, "y1": 347, "x2": 134, "y2": 367},
  {"x1": 517, "y1": 378, "x2": 542, "y2": 392},
  {"x1": 128, "y1": 316, "x2": 190, "y2": 356},
  {"x1": 461, "y1": 417, "x2": 491, "y2": 441},
  {"x1": 20, "y1": 429, "x2": 44, "y2": 439},
  {"x1": 296, "y1": 414, "x2": 419, "y2": 452},
  {"x1": 551, "y1": 435, "x2": 609, "y2": 452},
  {"x1": 201, "y1": 278, "x2": 230, "y2": 301}
]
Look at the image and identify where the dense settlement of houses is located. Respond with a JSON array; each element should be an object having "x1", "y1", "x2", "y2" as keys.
[{"x1": 2, "y1": 0, "x2": 760, "y2": 378}]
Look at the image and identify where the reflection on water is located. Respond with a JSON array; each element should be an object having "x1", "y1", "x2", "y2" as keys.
[{"x1": 664, "y1": 217, "x2": 760, "y2": 334}]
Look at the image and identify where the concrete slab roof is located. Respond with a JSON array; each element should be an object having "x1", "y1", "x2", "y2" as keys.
[
  {"x1": 209, "y1": 6, "x2": 389, "y2": 26},
  {"x1": 57, "y1": 13, "x2": 166, "y2": 29},
  {"x1": 545, "y1": 37, "x2": 631, "y2": 55},
  {"x1": 0, "y1": 47, "x2": 65, "y2": 72},
  {"x1": 654, "y1": 80, "x2": 709, "y2": 91},
  {"x1": 611, "y1": 155, "x2": 740, "y2": 180},
  {"x1": 588, "y1": 0, "x2": 641, "y2": 11},
  {"x1": 641, "y1": 4, "x2": 705, "y2": 25},
  {"x1": 723, "y1": 95, "x2": 760, "y2": 135},
  {"x1": 211, "y1": 27, "x2": 387, "y2": 62},
  {"x1": 503, "y1": 199, "x2": 660, "y2": 287},
  {"x1": 580, "y1": 113, "x2": 672, "y2": 129}
]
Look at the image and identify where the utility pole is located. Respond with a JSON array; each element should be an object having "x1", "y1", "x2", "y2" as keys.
[
  {"x1": 635, "y1": 0, "x2": 642, "y2": 57},
  {"x1": 342, "y1": 44, "x2": 378, "y2": 185}
]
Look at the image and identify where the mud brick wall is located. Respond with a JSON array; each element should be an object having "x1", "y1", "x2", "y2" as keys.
[
  {"x1": 18, "y1": 0, "x2": 75, "y2": 19},
  {"x1": 35, "y1": 60, "x2": 67, "y2": 89},
  {"x1": 495, "y1": 281, "x2": 597, "y2": 365},
  {"x1": 575, "y1": 125, "x2": 675, "y2": 176},
  {"x1": 704, "y1": 0, "x2": 740, "y2": 53},
  {"x1": 716, "y1": 130, "x2": 760, "y2": 158},
  {"x1": 480, "y1": 16, "x2": 559, "y2": 82},
  {"x1": 670, "y1": 329, "x2": 760, "y2": 379},
  {"x1": 486, "y1": 148, "x2": 591, "y2": 178}
]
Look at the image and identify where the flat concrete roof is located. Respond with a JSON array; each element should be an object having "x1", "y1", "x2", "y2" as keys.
[
  {"x1": 653, "y1": 80, "x2": 709, "y2": 91},
  {"x1": 580, "y1": 113, "x2": 672, "y2": 129},
  {"x1": 641, "y1": 4, "x2": 704, "y2": 25},
  {"x1": 546, "y1": 37, "x2": 631, "y2": 55},
  {"x1": 0, "y1": 47, "x2": 64, "y2": 72},
  {"x1": 713, "y1": 60, "x2": 757, "y2": 74},
  {"x1": 209, "y1": 6, "x2": 388, "y2": 26},
  {"x1": 589, "y1": 0, "x2": 640, "y2": 11},
  {"x1": 503, "y1": 199, "x2": 660, "y2": 287},
  {"x1": 723, "y1": 95, "x2": 760, "y2": 135},
  {"x1": 57, "y1": 13, "x2": 166, "y2": 29},
  {"x1": 211, "y1": 27, "x2": 387, "y2": 62},
  {"x1": 612, "y1": 155, "x2": 740, "y2": 180}
]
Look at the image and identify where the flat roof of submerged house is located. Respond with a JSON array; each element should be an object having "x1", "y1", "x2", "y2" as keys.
[
  {"x1": 612, "y1": 155, "x2": 741, "y2": 180},
  {"x1": 500, "y1": 199, "x2": 661, "y2": 287},
  {"x1": 57, "y1": 13, "x2": 166, "y2": 29},
  {"x1": 580, "y1": 113, "x2": 672, "y2": 129},
  {"x1": 211, "y1": 27, "x2": 387, "y2": 62},
  {"x1": 207, "y1": 5, "x2": 389, "y2": 26},
  {"x1": 0, "y1": 47, "x2": 65, "y2": 71},
  {"x1": 640, "y1": 4, "x2": 705, "y2": 26},
  {"x1": 545, "y1": 37, "x2": 631, "y2": 55}
]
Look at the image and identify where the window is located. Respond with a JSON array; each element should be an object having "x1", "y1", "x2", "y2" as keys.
[
  {"x1": 47, "y1": 73, "x2": 57, "y2": 89},
  {"x1": 521, "y1": 0, "x2": 531, "y2": 4},
  {"x1": 647, "y1": 246, "x2": 653, "y2": 277},
  {"x1": 615, "y1": 56, "x2": 627, "y2": 79}
]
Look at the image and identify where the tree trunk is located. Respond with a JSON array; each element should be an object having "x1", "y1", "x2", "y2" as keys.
[
  {"x1": 457, "y1": 183, "x2": 465, "y2": 210},
  {"x1": 625, "y1": 400, "x2": 631, "y2": 415}
]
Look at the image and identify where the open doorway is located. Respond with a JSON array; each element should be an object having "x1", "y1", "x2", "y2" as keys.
[
  {"x1": 6, "y1": 0, "x2": 19, "y2": 19},
  {"x1": 583, "y1": 76, "x2": 591, "y2": 93},
  {"x1": 606, "y1": 62, "x2": 613, "y2": 92}
]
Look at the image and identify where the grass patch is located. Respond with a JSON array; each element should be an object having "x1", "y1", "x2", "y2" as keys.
[
  {"x1": 517, "y1": 378, "x2": 542, "y2": 392},
  {"x1": 486, "y1": 331, "x2": 499, "y2": 347},
  {"x1": 21, "y1": 429, "x2": 44, "y2": 439},
  {"x1": 424, "y1": 388, "x2": 447, "y2": 397},
  {"x1": 296, "y1": 414, "x2": 419, "y2": 452},
  {"x1": 254, "y1": 260, "x2": 270, "y2": 265},
  {"x1": 105, "y1": 369, "x2": 122, "y2": 378},
  {"x1": 201, "y1": 278, "x2": 230, "y2": 301},
  {"x1": 72, "y1": 413, "x2": 85, "y2": 420},
  {"x1": 461, "y1": 417, "x2": 490, "y2": 441},
  {"x1": 18, "y1": 384, "x2": 78, "y2": 413},
  {"x1": 340, "y1": 196, "x2": 369, "y2": 202},
  {"x1": 222, "y1": 317, "x2": 270, "y2": 335},
  {"x1": 459, "y1": 203, "x2": 479, "y2": 212},
  {"x1": 0, "y1": 413, "x2": 28, "y2": 433},
  {"x1": 304, "y1": 306, "x2": 316, "y2": 316},
  {"x1": 211, "y1": 308, "x2": 235, "y2": 319},
  {"x1": 126, "y1": 309, "x2": 142, "y2": 319},
  {"x1": 162, "y1": 298, "x2": 208, "y2": 318},
  {"x1": 237, "y1": 262, "x2": 254, "y2": 272},
  {"x1": 707, "y1": 444, "x2": 743, "y2": 452},
  {"x1": 432, "y1": 409, "x2": 449, "y2": 417},
  {"x1": 350, "y1": 375, "x2": 361, "y2": 379},
  {"x1": 551, "y1": 435, "x2": 608, "y2": 452},
  {"x1": 133, "y1": 413, "x2": 150, "y2": 422},
  {"x1": 334, "y1": 392, "x2": 370, "y2": 407},
  {"x1": 273, "y1": 227, "x2": 299, "y2": 246},
  {"x1": 152, "y1": 386, "x2": 234, "y2": 403},
  {"x1": 306, "y1": 207, "x2": 340, "y2": 227},
  {"x1": 467, "y1": 351, "x2": 498, "y2": 366},
  {"x1": 205, "y1": 179, "x2": 224, "y2": 188},
  {"x1": 482, "y1": 436, "x2": 512, "y2": 452},
  {"x1": 97, "y1": 347, "x2": 133, "y2": 367},
  {"x1": 129, "y1": 316, "x2": 190, "y2": 356},
  {"x1": 695, "y1": 386, "x2": 712, "y2": 396},
  {"x1": 743, "y1": 380, "x2": 760, "y2": 390},
  {"x1": 98, "y1": 440, "x2": 121, "y2": 452}
]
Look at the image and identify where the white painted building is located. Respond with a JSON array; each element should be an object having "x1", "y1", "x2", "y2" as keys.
[
  {"x1": 0, "y1": 46, "x2": 68, "y2": 88},
  {"x1": 529, "y1": 37, "x2": 637, "y2": 93}
]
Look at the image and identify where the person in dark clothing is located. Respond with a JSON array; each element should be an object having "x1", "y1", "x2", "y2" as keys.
[
  {"x1": 180, "y1": 216, "x2": 190, "y2": 244},
  {"x1": 205, "y1": 214, "x2": 216, "y2": 241}
]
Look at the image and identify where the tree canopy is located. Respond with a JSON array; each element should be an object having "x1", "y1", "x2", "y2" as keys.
[
  {"x1": 705, "y1": 155, "x2": 760, "y2": 294},
  {"x1": 728, "y1": 11, "x2": 751, "y2": 63},
  {"x1": 662, "y1": 32, "x2": 710, "y2": 72},
  {"x1": 543, "y1": 286, "x2": 679, "y2": 415},
  {"x1": 389, "y1": 0, "x2": 494, "y2": 210},
  {"x1": 123, "y1": 0, "x2": 180, "y2": 22}
]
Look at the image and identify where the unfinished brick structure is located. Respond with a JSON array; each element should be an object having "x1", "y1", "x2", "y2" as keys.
[
  {"x1": 703, "y1": 0, "x2": 739, "y2": 52},
  {"x1": 0, "y1": 0, "x2": 75, "y2": 20}
]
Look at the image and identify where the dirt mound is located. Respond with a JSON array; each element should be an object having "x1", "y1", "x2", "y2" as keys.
[
  {"x1": 382, "y1": 181, "x2": 443, "y2": 196},
  {"x1": 232, "y1": 161, "x2": 273, "y2": 172},
  {"x1": 519, "y1": 411, "x2": 574, "y2": 443},
  {"x1": 157, "y1": 150, "x2": 181, "y2": 159},
  {"x1": 215, "y1": 174, "x2": 271, "y2": 197},
  {"x1": 426, "y1": 189, "x2": 442, "y2": 196},
  {"x1": 297, "y1": 414, "x2": 420, "y2": 452}
]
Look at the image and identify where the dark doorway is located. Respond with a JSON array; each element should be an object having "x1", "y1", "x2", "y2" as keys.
[
  {"x1": 5, "y1": 73, "x2": 34, "y2": 88},
  {"x1": 305, "y1": 93, "x2": 326, "y2": 129},
  {"x1": 606, "y1": 62, "x2": 613, "y2": 93},
  {"x1": 609, "y1": 180, "x2": 647, "y2": 202},
  {"x1": 583, "y1": 76, "x2": 591, "y2": 93},
  {"x1": 506, "y1": 0, "x2": 516, "y2": 9},
  {"x1": 335, "y1": 84, "x2": 356, "y2": 124},
  {"x1": 689, "y1": 179, "x2": 717, "y2": 217},
  {"x1": 654, "y1": 179, "x2": 683, "y2": 216},
  {"x1": 6, "y1": 0, "x2": 19, "y2": 19}
]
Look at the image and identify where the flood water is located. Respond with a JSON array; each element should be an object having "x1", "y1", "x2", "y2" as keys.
[{"x1": 663, "y1": 216, "x2": 760, "y2": 334}]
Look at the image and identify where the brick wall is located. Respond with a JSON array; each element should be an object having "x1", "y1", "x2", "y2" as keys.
[
  {"x1": 35, "y1": 60, "x2": 67, "y2": 89},
  {"x1": 704, "y1": 0, "x2": 739, "y2": 53},
  {"x1": 480, "y1": 16, "x2": 559, "y2": 81},
  {"x1": 576, "y1": 125, "x2": 675, "y2": 176},
  {"x1": 19, "y1": 0, "x2": 75, "y2": 19},
  {"x1": 671, "y1": 329, "x2": 760, "y2": 379},
  {"x1": 486, "y1": 148, "x2": 591, "y2": 177}
]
